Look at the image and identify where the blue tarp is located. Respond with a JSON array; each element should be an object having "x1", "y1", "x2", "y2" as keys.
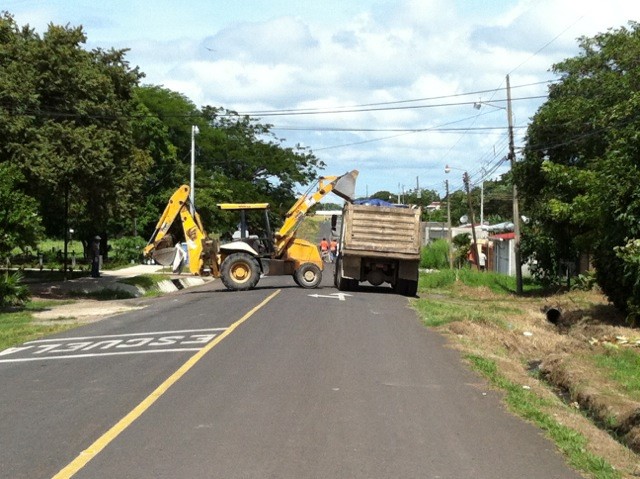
[
  {"x1": 354, "y1": 198, "x2": 394, "y2": 206},
  {"x1": 354, "y1": 198, "x2": 409, "y2": 207}
]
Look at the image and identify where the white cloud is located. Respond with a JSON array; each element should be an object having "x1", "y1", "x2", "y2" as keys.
[{"x1": 4, "y1": 0, "x2": 639, "y2": 196}]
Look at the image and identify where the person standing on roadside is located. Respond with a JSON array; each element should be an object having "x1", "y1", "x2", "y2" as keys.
[
  {"x1": 91, "y1": 236, "x2": 101, "y2": 278},
  {"x1": 479, "y1": 249, "x2": 487, "y2": 272},
  {"x1": 319, "y1": 237, "x2": 330, "y2": 262}
]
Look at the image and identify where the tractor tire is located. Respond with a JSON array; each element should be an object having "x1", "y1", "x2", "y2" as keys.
[
  {"x1": 294, "y1": 263, "x2": 322, "y2": 289},
  {"x1": 220, "y1": 253, "x2": 261, "y2": 291}
]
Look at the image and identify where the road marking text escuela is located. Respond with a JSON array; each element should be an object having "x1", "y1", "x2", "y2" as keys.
[{"x1": 0, "y1": 328, "x2": 226, "y2": 362}]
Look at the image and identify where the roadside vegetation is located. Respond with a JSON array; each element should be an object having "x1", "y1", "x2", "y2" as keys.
[
  {"x1": 414, "y1": 269, "x2": 640, "y2": 478},
  {"x1": 0, "y1": 269, "x2": 169, "y2": 351},
  {"x1": 0, "y1": 300, "x2": 79, "y2": 351}
]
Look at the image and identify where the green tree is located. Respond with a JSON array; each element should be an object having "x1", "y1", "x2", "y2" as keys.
[
  {"x1": 0, "y1": 13, "x2": 151, "y2": 251},
  {"x1": 516, "y1": 22, "x2": 640, "y2": 316},
  {"x1": 0, "y1": 14, "x2": 327, "y2": 253},
  {"x1": 130, "y1": 86, "x2": 186, "y2": 238},
  {"x1": 134, "y1": 88, "x2": 326, "y2": 240},
  {"x1": 0, "y1": 163, "x2": 43, "y2": 255},
  {"x1": 370, "y1": 190, "x2": 395, "y2": 202},
  {"x1": 482, "y1": 178, "x2": 512, "y2": 223}
]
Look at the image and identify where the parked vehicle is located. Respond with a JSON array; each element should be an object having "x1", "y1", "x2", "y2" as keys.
[{"x1": 333, "y1": 202, "x2": 422, "y2": 296}]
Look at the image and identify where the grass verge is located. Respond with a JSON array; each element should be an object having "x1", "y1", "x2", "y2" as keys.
[
  {"x1": 414, "y1": 269, "x2": 639, "y2": 478},
  {"x1": 0, "y1": 272, "x2": 170, "y2": 350},
  {"x1": 0, "y1": 301, "x2": 79, "y2": 351},
  {"x1": 591, "y1": 349, "x2": 640, "y2": 401},
  {"x1": 468, "y1": 354, "x2": 621, "y2": 479}
]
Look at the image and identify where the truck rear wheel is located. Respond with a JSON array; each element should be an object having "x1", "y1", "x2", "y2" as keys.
[
  {"x1": 294, "y1": 263, "x2": 322, "y2": 288},
  {"x1": 220, "y1": 253, "x2": 260, "y2": 291},
  {"x1": 394, "y1": 278, "x2": 418, "y2": 297},
  {"x1": 334, "y1": 258, "x2": 357, "y2": 291}
]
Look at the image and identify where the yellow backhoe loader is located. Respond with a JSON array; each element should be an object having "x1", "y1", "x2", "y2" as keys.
[{"x1": 143, "y1": 170, "x2": 358, "y2": 291}]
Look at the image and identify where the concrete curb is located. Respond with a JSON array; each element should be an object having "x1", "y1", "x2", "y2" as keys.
[
  {"x1": 28, "y1": 265, "x2": 212, "y2": 298},
  {"x1": 156, "y1": 277, "x2": 209, "y2": 294}
]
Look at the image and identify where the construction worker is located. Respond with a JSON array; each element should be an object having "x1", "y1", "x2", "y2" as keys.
[
  {"x1": 319, "y1": 237, "x2": 330, "y2": 262},
  {"x1": 330, "y1": 238, "x2": 338, "y2": 262}
]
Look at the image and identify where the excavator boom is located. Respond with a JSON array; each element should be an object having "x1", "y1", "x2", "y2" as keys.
[
  {"x1": 143, "y1": 184, "x2": 215, "y2": 276},
  {"x1": 143, "y1": 185, "x2": 191, "y2": 258}
]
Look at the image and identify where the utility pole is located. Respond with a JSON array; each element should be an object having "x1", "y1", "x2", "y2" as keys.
[
  {"x1": 464, "y1": 172, "x2": 480, "y2": 271},
  {"x1": 446, "y1": 179, "x2": 453, "y2": 269},
  {"x1": 190, "y1": 125, "x2": 199, "y2": 215},
  {"x1": 480, "y1": 169, "x2": 485, "y2": 227},
  {"x1": 506, "y1": 74, "x2": 523, "y2": 293},
  {"x1": 63, "y1": 183, "x2": 69, "y2": 281}
]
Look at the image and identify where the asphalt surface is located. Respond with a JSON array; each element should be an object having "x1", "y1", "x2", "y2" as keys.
[{"x1": 0, "y1": 269, "x2": 583, "y2": 478}]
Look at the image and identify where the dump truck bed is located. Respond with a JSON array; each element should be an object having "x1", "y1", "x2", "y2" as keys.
[{"x1": 341, "y1": 203, "x2": 421, "y2": 260}]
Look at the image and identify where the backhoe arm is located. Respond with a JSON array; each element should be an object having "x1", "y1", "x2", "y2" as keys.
[{"x1": 143, "y1": 185, "x2": 191, "y2": 258}]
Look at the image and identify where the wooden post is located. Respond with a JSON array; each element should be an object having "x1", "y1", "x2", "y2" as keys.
[{"x1": 463, "y1": 172, "x2": 480, "y2": 271}]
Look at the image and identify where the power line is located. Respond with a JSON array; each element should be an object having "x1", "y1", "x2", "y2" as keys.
[
  {"x1": 236, "y1": 81, "x2": 555, "y2": 115},
  {"x1": 228, "y1": 95, "x2": 548, "y2": 117},
  {"x1": 271, "y1": 125, "x2": 527, "y2": 133},
  {"x1": 0, "y1": 93, "x2": 546, "y2": 121}
]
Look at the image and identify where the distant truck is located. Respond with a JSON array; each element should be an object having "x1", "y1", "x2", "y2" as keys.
[{"x1": 333, "y1": 202, "x2": 422, "y2": 296}]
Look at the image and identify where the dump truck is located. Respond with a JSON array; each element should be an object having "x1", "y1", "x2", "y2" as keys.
[
  {"x1": 333, "y1": 202, "x2": 422, "y2": 296},
  {"x1": 143, "y1": 170, "x2": 358, "y2": 291}
]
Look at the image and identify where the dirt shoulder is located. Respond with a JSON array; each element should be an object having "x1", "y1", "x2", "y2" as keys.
[
  {"x1": 25, "y1": 264, "x2": 177, "y2": 324},
  {"x1": 417, "y1": 285, "x2": 640, "y2": 478},
  {"x1": 30, "y1": 298, "x2": 147, "y2": 324}
]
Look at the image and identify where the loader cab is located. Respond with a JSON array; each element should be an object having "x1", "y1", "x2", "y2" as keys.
[{"x1": 217, "y1": 203, "x2": 274, "y2": 255}]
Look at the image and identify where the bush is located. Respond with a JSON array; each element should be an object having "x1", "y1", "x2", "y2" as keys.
[
  {"x1": 452, "y1": 233, "x2": 471, "y2": 268},
  {"x1": 571, "y1": 271, "x2": 597, "y2": 291},
  {"x1": 0, "y1": 271, "x2": 30, "y2": 308},
  {"x1": 420, "y1": 239, "x2": 450, "y2": 270},
  {"x1": 611, "y1": 238, "x2": 640, "y2": 323},
  {"x1": 110, "y1": 236, "x2": 147, "y2": 264}
]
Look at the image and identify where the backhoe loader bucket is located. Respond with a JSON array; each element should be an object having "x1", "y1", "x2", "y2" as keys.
[
  {"x1": 331, "y1": 170, "x2": 359, "y2": 202},
  {"x1": 152, "y1": 247, "x2": 177, "y2": 266}
]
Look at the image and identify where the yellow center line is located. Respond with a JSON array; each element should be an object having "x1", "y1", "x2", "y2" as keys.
[{"x1": 53, "y1": 289, "x2": 281, "y2": 479}]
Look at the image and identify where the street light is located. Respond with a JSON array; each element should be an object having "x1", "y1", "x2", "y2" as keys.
[{"x1": 474, "y1": 100, "x2": 506, "y2": 111}]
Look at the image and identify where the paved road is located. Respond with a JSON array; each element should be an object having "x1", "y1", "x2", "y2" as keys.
[{"x1": 0, "y1": 271, "x2": 583, "y2": 478}]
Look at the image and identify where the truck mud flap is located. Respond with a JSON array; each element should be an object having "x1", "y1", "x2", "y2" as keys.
[{"x1": 397, "y1": 260, "x2": 419, "y2": 281}]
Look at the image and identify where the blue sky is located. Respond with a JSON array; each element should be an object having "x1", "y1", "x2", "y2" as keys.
[{"x1": 4, "y1": 0, "x2": 640, "y2": 198}]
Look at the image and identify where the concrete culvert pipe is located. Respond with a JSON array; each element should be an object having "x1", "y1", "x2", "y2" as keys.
[{"x1": 546, "y1": 307, "x2": 562, "y2": 325}]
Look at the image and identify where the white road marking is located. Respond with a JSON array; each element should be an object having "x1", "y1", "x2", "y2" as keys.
[
  {"x1": 24, "y1": 328, "x2": 226, "y2": 343},
  {"x1": 307, "y1": 292, "x2": 352, "y2": 301},
  {"x1": 0, "y1": 349, "x2": 203, "y2": 363},
  {"x1": 0, "y1": 328, "x2": 226, "y2": 363}
]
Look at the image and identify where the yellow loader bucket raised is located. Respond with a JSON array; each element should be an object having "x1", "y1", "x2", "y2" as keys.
[{"x1": 331, "y1": 170, "x2": 359, "y2": 202}]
